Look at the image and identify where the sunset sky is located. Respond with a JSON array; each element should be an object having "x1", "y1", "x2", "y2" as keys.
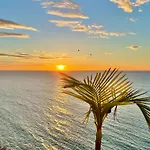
[{"x1": 0, "y1": 0, "x2": 150, "y2": 71}]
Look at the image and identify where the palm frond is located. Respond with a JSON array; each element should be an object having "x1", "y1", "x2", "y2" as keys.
[
  {"x1": 83, "y1": 107, "x2": 92, "y2": 124},
  {"x1": 63, "y1": 90, "x2": 95, "y2": 107},
  {"x1": 136, "y1": 103, "x2": 150, "y2": 129},
  {"x1": 61, "y1": 68, "x2": 150, "y2": 128}
]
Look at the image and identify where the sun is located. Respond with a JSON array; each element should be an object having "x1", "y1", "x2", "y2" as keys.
[{"x1": 56, "y1": 65, "x2": 66, "y2": 71}]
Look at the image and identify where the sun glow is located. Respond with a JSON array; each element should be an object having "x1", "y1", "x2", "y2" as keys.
[{"x1": 56, "y1": 65, "x2": 66, "y2": 71}]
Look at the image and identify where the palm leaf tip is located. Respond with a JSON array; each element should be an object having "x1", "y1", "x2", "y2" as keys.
[
  {"x1": 137, "y1": 103, "x2": 150, "y2": 130},
  {"x1": 83, "y1": 107, "x2": 92, "y2": 124},
  {"x1": 61, "y1": 73, "x2": 82, "y2": 88}
]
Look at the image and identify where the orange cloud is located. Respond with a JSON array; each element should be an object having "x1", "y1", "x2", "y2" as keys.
[
  {"x1": 0, "y1": 52, "x2": 72, "y2": 60},
  {"x1": 110, "y1": 0, "x2": 133, "y2": 13},
  {"x1": 0, "y1": 18, "x2": 38, "y2": 31},
  {"x1": 47, "y1": 10, "x2": 88, "y2": 19},
  {"x1": 0, "y1": 32, "x2": 29, "y2": 38},
  {"x1": 127, "y1": 45, "x2": 141, "y2": 51},
  {"x1": 41, "y1": 0, "x2": 80, "y2": 10}
]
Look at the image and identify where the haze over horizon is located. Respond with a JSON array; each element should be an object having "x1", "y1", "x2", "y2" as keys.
[{"x1": 0, "y1": 0, "x2": 150, "y2": 71}]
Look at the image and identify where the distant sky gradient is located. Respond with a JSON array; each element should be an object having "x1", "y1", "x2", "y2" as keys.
[{"x1": 0, "y1": 0, "x2": 150, "y2": 70}]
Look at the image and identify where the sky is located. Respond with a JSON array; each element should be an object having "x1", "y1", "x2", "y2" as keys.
[{"x1": 0, "y1": 0, "x2": 150, "y2": 71}]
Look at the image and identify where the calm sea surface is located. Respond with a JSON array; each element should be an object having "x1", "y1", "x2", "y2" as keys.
[{"x1": 0, "y1": 71, "x2": 150, "y2": 150}]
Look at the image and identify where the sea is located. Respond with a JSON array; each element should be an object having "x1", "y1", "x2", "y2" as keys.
[{"x1": 0, "y1": 71, "x2": 150, "y2": 150}]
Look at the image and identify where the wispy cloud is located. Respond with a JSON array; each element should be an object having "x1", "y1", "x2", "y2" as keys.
[
  {"x1": 0, "y1": 52, "x2": 72, "y2": 60},
  {"x1": 0, "y1": 19, "x2": 38, "y2": 31},
  {"x1": 110, "y1": 0, "x2": 133, "y2": 13},
  {"x1": 47, "y1": 10, "x2": 88, "y2": 19},
  {"x1": 100, "y1": 35, "x2": 109, "y2": 39},
  {"x1": 91, "y1": 24, "x2": 103, "y2": 29},
  {"x1": 109, "y1": 32, "x2": 126, "y2": 36},
  {"x1": 127, "y1": 45, "x2": 141, "y2": 51},
  {"x1": 72, "y1": 27, "x2": 87, "y2": 32},
  {"x1": 41, "y1": 0, "x2": 80, "y2": 10},
  {"x1": 133, "y1": 0, "x2": 150, "y2": 7},
  {"x1": 71, "y1": 24, "x2": 88, "y2": 32},
  {"x1": 38, "y1": 0, "x2": 88, "y2": 20},
  {"x1": 49, "y1": 20, "x2": 81, "y2": 27},
  {"x1": 104, "y1": 52, "x2": 112, "y2": 55},
  {"x1": 88, "y1": 36, "x2": 100, "y2": 39},
  {"x1": 89, "y1": 35, "x2": 109, "y2": 39},
  {"x1": 50, "y1": 19, "x2": 130, "y2": 39},
  {"x1": 87, "y1": 29, "x2": 126, "y2": 37},
  {"x1": 50, "y1": 20, "x2": 104, "y2": 33},
  {"x1": 0, "y1": 52, "x2": 30, "y2": 58},
  {"x1": 37, "y1": 1, "x2": 133, "y2": 39},
  {"x1": 129, "y1": 18, "x2": 136, "y2": 22},
  {"x1": 41, "y1": 1, "x2": 55, "y2": 8},
  {"x1": 88, "y1": 30, "x2": 108, "y2": 36},
  {"x1": 110, "y1": 0, "x2": 150, "y2": 13},
  {"x1": 0, "y1": 32, "x2": 29, "y2": 38},
  {"x1": 138, "y1": 8, "x2": 143, "y2": 12},
  {"x1": 128, "y1": 32, "x2": 136, "y2": 35}
]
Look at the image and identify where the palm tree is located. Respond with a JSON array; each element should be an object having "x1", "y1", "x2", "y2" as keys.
[{"x1": 61, "y1": 68, "x2": 150, "y2": 150}]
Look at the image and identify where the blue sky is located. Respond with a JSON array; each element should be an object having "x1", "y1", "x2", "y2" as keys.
[{"x1": 0, "y1": 0, "x2": 150, "y2": 70}]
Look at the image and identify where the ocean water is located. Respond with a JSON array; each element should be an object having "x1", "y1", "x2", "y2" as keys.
[{"x1": 0, "y1": 71, "x2": 150, "y2": 150}]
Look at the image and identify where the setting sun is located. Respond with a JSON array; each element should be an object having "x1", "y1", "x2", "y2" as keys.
[{"x1": 56, "y1": 65, "x2": 66, "y2": 71}]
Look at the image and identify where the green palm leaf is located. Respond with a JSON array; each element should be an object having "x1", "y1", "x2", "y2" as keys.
[{"x1": 61, "y1": 68, "x2": 150, "y2": 129}]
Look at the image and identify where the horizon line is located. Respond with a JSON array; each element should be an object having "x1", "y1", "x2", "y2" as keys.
[{"x1": 0, "y1": 69, "x2": 150, "y2": 72}]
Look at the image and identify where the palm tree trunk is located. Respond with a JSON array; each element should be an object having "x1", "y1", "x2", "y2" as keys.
[{"x1": 95, "y1": 125, "x2": 102, "y2": 150}]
